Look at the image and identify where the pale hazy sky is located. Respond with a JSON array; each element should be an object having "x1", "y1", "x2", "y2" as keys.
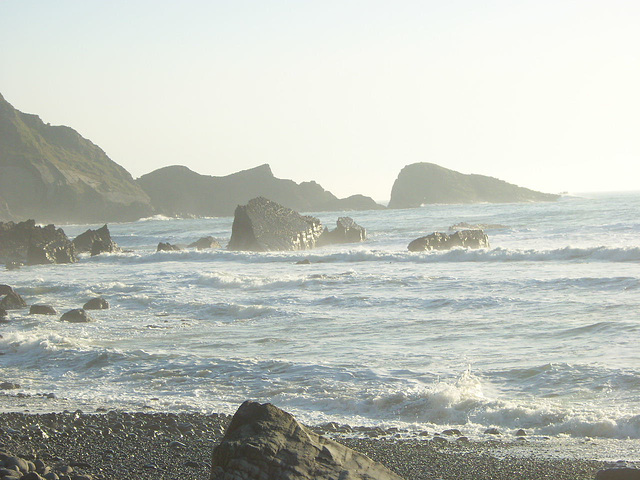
[{"x1": 1, "y1": 1, "x2": 639, "y2": 200}]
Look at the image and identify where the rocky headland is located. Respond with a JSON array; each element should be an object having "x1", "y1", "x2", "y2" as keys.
[
  {"x1": 0, "y1": 93, "x2": 153, "y2": 224},
  {"x1": 137, "y1": 164, "x2": 383, "y2": 218},
  {"x1": 389, "y1": 163, "x2": 560, "y2": 208}
]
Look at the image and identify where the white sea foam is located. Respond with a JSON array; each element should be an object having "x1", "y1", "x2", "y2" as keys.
[{"x1": 2, "y1": 192, "x2": 640, "y2": 442}]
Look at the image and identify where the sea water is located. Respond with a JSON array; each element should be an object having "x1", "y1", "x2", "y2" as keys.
[{"x1": 1, "y1": 192, "x2": 640, "y2": 456}]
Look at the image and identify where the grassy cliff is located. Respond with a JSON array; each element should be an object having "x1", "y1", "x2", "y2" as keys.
[{"x1": 0, "y1": 93, "x2": 153, "y2": 223}]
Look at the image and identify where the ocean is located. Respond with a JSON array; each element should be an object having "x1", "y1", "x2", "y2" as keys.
[{"x1": 2, "y1": 192, "x2": 640, "y2": 457}]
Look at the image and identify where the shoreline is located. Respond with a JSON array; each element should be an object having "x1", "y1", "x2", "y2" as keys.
[{"x1": 0, "y1": 404, "x2": 611, "y2": 480}]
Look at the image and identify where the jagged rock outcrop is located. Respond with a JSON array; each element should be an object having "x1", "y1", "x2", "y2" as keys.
[
  {"x1": 0, "y1": 285, "x2": 27, "y2": 310},
  {"x1": 210, "y1": 401, "x2": 404, "y2": 480},
  {"x1": 72, "y1": 224, "x2": 119, "y2": 256},
  {"x1": 228, "y1": 197, "x2": 323, "y2": 252},
  {"x1": 0, "y1": 92, "x2": 153, "y2": 223},
  {"x1": 0, "y1": 220, "x2": 76, "y2": 265},
  {"x1": 318, "y1": 217, "x2": 367, "y2": 246},
  {"x1": 389, "y1": 163, "x2": 560, "y2": 208},
  {"x1": 408, "y1": 230, "x2": 490, "y2": 251},
  {"x1": 188, "y1": 236, "x2": 222, "y2": 250},
  {"x1": 138, "y1": 164, "x2": 383, "y2": 218}
]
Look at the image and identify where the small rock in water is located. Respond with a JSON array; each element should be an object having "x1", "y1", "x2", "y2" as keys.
[
  {"x1": 296, "y1": 258, "x2": 311, "y2": 265},
  {"x1": 82, "y1": 297, "x2": 109, "y2": 310},
  {"x1": 0, "y1": 382, "x2": 21, "y2": 390},
  {"x1": 484, "y1": 427, "x2": 500, "y2": 435},
  {"x1": 60, "y1": 309, "x2": 93, "y2": 323},
  {"x1": 442, "y1": 428, "x2": 462, "y2": 436},
  {"x1": 515, "y1": 428, "x2": 527, "y2": 436},
  {"x1": 29, "y1": 305, "x2": 58, "y2": 315},
  {"x1": 157, "y1": 242, "x2": 181, "y2": 252}
]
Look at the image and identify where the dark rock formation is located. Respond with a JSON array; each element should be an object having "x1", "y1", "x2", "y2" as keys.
[
  {"x1": 73, "y1": 225, "x2": 119, "y2": 256},
  {"x1": 318, "y1": 217, "x2": 366, "y2": 246},
  {"x1": 0, "y1": 220, "x2": 76, "y2": 265},
  {"x1": 157, "y1": 242, "x2": 182, "y2": 252},
  {"x1": 408, "y1": 230, "x2": 490, "y2": 252},
  {"x1": 228, "y1": 197, "x2": 324, "y2": 252},
  {"x1": 389, "y1": 163, "x2": 560, "y2": 208},
  {"x1": 596, "y1": 462, "x2": 640, "y2": 480},
  {"x1": 188, "y1": 236, "x2": 222, "y2": 250},
  {"x1": 83, "y1": 297, "x2": 109, "y2": 310},
  {"x1": 138, "y1": 164, "x2": 384, "y2": 218},
  {"x1": 29, "y1": 304, "x2": 57, "y2": 315},
  {"x1": 210, "y1": 401, "x2": 404, "y2": 480},
  {"x1": 0, "y1": 307, "x2": 7, "y2": 318},
  {"x1": 0, "y1": 286, "x2": 27, "y2": 310},
  {"x1": 60, "y1": 308, "x2": 93, "y2": 323},
  {"x1": 0, "y1": 93, "x2": 154, "y2": 223}
]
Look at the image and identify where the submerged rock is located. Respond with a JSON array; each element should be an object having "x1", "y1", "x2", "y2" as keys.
[
  {"x1": 0, "y1": 220, "x2": 76, "y2": 265},
  {"x1": 73, "y1": 225, "x2": 120, "y2": 256},
  {"x1": 210, "y1": 400, "x2": 404, "y2": 480},
  {"x1": 317, "y1": 217, "x2": 366, "y2": 246},
  {"x1": 188, "y1": 236, "x2": 222, "y2": 250},
  {"x1": 408, "y1": 230, "x2": 489, "y2": 252},
  {"x1": 29, "y1": 304, "x2": 57, "y2": 315},
  {"x1": 83, "y1": 297, "x2": 109, "y2": 310},
  {"x1": 60, "y1": 308, "x2": 93, "y2": 323},
  {"x1": 0, "y1": 306, "x2": 7, "y2": 318},
  {"x1": 227, "y1": 197, "x2": 324, "y2": 252}
]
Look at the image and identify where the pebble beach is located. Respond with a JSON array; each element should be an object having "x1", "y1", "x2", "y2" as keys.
[{"x1": 0, "y1": 399, "x2": 606, "y2": 480}]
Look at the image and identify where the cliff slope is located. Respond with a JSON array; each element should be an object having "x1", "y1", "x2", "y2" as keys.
[{"x1": 0, "y1": 93, "x2": 153, "y2": 223}]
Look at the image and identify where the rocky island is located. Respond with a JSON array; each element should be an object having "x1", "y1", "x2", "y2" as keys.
[{"x1": 389, "y1": 162, "x2": 560, "y2": 208}]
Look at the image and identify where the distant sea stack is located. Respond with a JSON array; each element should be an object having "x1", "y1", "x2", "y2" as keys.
[
  {"x1": 137, "y1": 164, "x2": 384, "y2": 217},
  {"x1": 0, "y1": 93, "x2": 153, "y2": 223},
  {"x1": 388, "y1": 162, "x2": 560, "y2": 208}
]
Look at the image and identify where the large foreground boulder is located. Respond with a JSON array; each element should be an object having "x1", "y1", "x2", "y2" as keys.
[
  {"x1": 72, "y1": 225, "x2": 120, "y2": 256},
  {"x1": 408, "y1": 230, "x2": 489, "y2": 252},
  {"x1": 228, "y1": 197, "x2": 324, "y2": 252},
  {"x1": 0, "y1": 220, "x2": 76, "y2": 265},
  {"x1": 210, "y1": 401, "x2": 404, "y2": 480},
  {"x1": 318, "y1": 217, "x2": 366, "y2": 246}
]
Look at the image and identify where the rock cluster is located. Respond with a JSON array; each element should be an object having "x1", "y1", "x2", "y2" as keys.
[
  {"x1": 0, "y1": 221, "x2": 76, "y2": 266},
  {"x1": 228, "y1": 198, "x2": 324, "y2": 252},
  {"x1": 408, "y1": 230, "x2": 490, "y2": 252},
  {"x1": 0, "y1": 286, "x2": 27, "y2": 310},
  {"x1": 318, "y1": 217, "x2": 366, "y2": 246},
  {"x1": 72, "y1": 225, "x2": 119, "y2": 256},
  {"x1": 210, "y1": 401, "x2": 404, "y2": 480}
]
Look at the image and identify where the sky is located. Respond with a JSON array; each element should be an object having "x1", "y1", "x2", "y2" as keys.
[{"x1": 1, "y1": 0, "x2": 639, "y2": 201}]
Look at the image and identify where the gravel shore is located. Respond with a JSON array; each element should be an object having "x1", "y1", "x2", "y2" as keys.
[{"x1": 0, "y1": 409, "x2": 606, "y2": 480}]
